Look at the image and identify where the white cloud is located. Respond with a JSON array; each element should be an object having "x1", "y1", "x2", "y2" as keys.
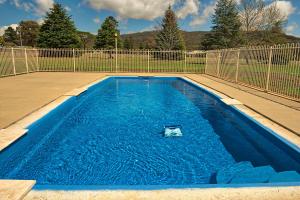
[
  {"x1": 139, "y1": 25, "x2": 156, "y2": 32},
  {"x1": 12, "y1": 0, "x2": 33, "y2": 11},
  {"x1": 36, "y1": 18, "x2": 44, "y2": 25},
  {"x1": 177, "y1": 0, "x2": 200, "y2": 19},
  {"x1": 0, "y1": 24, "x2": 18, "y2": 36},
  {"x1": 84, "y1": 0, "x2": 178, "y2": 20},
  {"x1": 34, "y1": 0, "x2": 54, "y2": 16},
  {"x1": 93, "y1": 17, "x2": 101, "y2": 24},
  {"x1": 10, "y1": 0, "x2": 53, "y2": 16},
  {"x1": 285, "y1": 22, "x2": 299, "y2": 34},
  {"x1": 64, "y1": 6, "x2": 71, "y2": 12},
  {"x1": 0, "y1": 0, "x2": 6, "y2": 4},
  {"x1": 189, "y1": 1, "x2": 216, "y2": 26},
  {"x1": 269, "y1": 0, "x2": 295, "y2": 19}
]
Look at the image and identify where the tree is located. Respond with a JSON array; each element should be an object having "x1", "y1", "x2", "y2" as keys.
[
  {"x1": 94, "y1": 16, "x2": 121, "y2": 49},
  {"x1": 78, "y1": 31, "x2": 96, "y2": 49},
  {"x1": 123, "y1": 36, "x2": 134, "y2": 49},
  {"x1": 17, "y1": 20, "x2": 40, "y2": 47},
  {"x1": 261, "y1": 2, "x2": 286, "y2": 32},
  {"x1": 37, "y1": 3, "x2": 82, "y2": 48},
  {"x1": 239, "y1": 0, "x2": 265, "y2": 32},
  {"x1": 3, "y1": 27, "x2": 18, "y2": 46},
  {"x1": 0, "y1": 36, "x2": 4, "y2": 46},
  {"x1": 238, "y1": 0, "x2": 287, "y2": 45},
  {"x1": 202, "y1": 0, "x2": 242, "y2": 50},
  {"x1": 155, "y1": 6, "x2": 185, "y2": 50}
]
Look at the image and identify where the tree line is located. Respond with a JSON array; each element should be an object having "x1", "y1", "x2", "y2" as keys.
[{"x1": 0, "y1": 0, "x2": 290, "y2": 50}]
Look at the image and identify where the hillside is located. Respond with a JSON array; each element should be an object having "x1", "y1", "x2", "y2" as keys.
[
  {"x1": 78, "y1": 30, "x2": 300, "y2": 50},
  {"x1": 121, "y1": 31, "x2": 300, "y2": 50},
  {"x1": 121, "y1": 31, "x2": 209, "y2": 50}
]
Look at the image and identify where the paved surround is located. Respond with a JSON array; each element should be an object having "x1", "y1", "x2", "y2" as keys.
[
  {"x1": 0, "y1": 180, "x2": 35, "y2": 200},
  {"x1": 25, "y1": 186, "x2": 300, "y2": 200},
  {"x1": 0, "y1": 72, "x2": 300, "y2": 199}
]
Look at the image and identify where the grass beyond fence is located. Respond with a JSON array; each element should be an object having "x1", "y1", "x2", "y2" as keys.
[
  {"x1": 0, "y1": 44, "x2": 299, "y2": 100},
  {"x1": 206, "y1": 44, "x2": 300, "y2": 100}
]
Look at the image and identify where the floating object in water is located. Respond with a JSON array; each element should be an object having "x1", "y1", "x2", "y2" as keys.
[{"x1": 164, "y1": 125, "x2": 182, "y2": 137}]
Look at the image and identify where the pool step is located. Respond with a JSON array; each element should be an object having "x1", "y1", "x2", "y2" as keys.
[
  {"x1": 216, "y1": 162, "x2": 300, "y2": 184},
  {"x1": 230, "y1": 165, "x2": 276, "y2": 184},
  {"x1": 216, "y1": 161, "x2": 253, "y2": 184},
  {"x1": 269, "y1": 171, "x2": 300, "y2": 183}
]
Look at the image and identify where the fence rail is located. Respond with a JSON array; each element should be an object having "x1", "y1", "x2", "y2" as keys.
[
  {"x1": 0, "y1": 44, "x2": 299, "y2": 100},
  {"x1": 206, "y1": 43, "x2": 300, "y2": 100}
]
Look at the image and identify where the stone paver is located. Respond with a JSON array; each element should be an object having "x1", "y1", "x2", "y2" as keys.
[
  {"x1": 0, "y1": 180, "x2": 35, "y2": 200},
  {"x1": 25, "y1": 186, "x2": 300, "y2": 200},
  {"x1": 0, "y1": 126, "x2": 28, "y2": 151},
  {"x1": 221, "y1": 98, "x2": 243, "y2": 105}
]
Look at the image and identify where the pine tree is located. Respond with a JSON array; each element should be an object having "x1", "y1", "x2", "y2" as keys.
[
  {"x1": 156, "y1": 6, "x2": 185, "y2": 51},
  {"x1": 3, "y1": 27, "x2": 18, "y2": 46},
  {"x1": 37, "y1": 3, "x2": 81, "y2": 48},
  {"x1": 94, "y1": 16, "x2": 121, "y2": 49},
  {"x1": 202, "y1": 0, "x2": 242, "y2": 50}
]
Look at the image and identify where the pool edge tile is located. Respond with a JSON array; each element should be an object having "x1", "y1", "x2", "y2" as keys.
[
  {"x1": 0, "y1": 127, "x2": 28, "y2": 151},
  {"x1": 221, "y1": 98, "x2": 243, "y2": 105},
  {"x1": 0, "y1": 180, "x2": 35, "y2": 200},
  {"x1": 64, "y1": 87, "x2": 87, "y2": 96}
]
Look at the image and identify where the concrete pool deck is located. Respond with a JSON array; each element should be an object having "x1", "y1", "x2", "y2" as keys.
[
  {"x1": 0, "y1": 72, "x2": 300, "y2": 199},
  {"x1": 0, "y1": 180, "x2": 35, "y2": 200}
]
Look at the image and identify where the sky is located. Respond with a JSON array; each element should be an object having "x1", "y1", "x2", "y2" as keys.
[{"x1": 0, "y1": 0, "x2": 299, "y2": 37}]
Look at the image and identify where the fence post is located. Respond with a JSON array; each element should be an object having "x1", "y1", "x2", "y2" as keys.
[
  {"x1": 24, "y1": 48, "x2": 29, "y2": 73},
  {"x1": 235, "y1": 49, "x2": 240, "y2": 83},
  {"x1": 184, "y1": 51, "x2": 187, "y2": 73},
  {"x1": 266, "y1": 47, "x2": 273, "y2": 91},
  {"x1": 115, "y1": 49, "x2": 118, "y2": 73},
  {"x1": 147, "y1": 50, "x2": 150, "y2": 73},
  {"x1": 205, "y1": 52, "x2": 208, "y2": 74},
  {"x1": 36, "y1": 49, "x2": 39, "y2": 72},
  {"x1": 217, "y1": 51, "x2": 221, "y2": 77},
  {"x1": 73, "y1": 48, "x2": 76, "y2": 72},
  {"x1": 11, "y1": 47, "x2": 16, "y2": 75}
]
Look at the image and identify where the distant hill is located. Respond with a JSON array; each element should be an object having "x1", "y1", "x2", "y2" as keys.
[
  {"x1": 121, "y1": 30, "x2": 300, "y2": 50},
  {"x1": 121, "y1": 31, "x2": 209, "y2": 50},
  {"x1": 78, "y1": 30, "x2": 300, "y2": 50}
]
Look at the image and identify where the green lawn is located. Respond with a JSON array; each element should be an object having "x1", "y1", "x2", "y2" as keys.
[
  {"x1": 0, "y1": 49, "x2": 299, "y2": 99},
  {"x1": 38, "y1": 53, "x2": 206, "y2": 73}
]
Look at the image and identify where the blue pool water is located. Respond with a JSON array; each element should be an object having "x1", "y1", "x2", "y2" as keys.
[{"x1": 0, "y1": 77, "x2": 299, "y2": 187}]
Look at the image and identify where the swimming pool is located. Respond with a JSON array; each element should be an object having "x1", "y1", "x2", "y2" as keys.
[{"x1": 0, "y1": 76, "x2": 299, "y2": 189}]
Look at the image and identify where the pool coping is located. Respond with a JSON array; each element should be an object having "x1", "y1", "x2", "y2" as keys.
[
  {"x1": 0, "y1": 180, "x2": 36, "y2": 200},
  {"x1": 1, "y1": 75, "x2": 300, "y2": 197}
]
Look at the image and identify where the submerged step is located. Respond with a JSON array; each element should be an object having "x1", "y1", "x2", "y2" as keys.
[
  {"x1": 216, "y1": 161, "x2": 253, "y2": 184},
  {"x1": 230, "y1": 165, "x2": 276, "y2": 184},
  {"x1": 269, "y1": 171, "x2": 300, "y2": 183}
]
